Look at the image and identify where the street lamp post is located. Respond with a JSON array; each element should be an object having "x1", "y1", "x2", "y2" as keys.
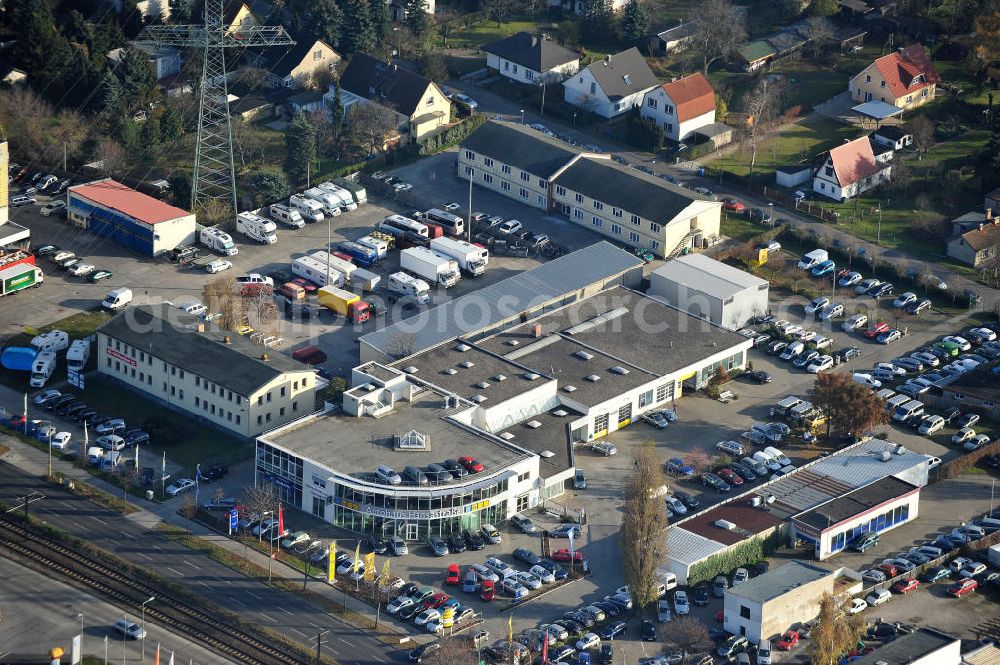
[
  {"x1": 47, "y1": 428, "x2": 53, "y2": 478},
  {"x1": 573, "y1": 112, "x2": 577, "y2": 127},
  {"x1": 78, "y1": 611, "x2": 85, "y2": 659},
  {"x1": 876, "y1": 205, "x2": 882, "y2": 245},
  {"x1": 768, "y1": 203, "x2": 774, "y2": 227},
  {"x1": 651, "y1": 160, "x2": 656, "y2": 177},
  {"x1": 140, "y1": 596, "x2": 155, "y2": 662},
  {"x1": 519, "y1": 109, "x2": 525, "y2": 125}
]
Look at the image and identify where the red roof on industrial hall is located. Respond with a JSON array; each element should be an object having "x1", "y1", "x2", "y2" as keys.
[{"x1": 69, "y1": 179, "x2": 190, "y2": 224}]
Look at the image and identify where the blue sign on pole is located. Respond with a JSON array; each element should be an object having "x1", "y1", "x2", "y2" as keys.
[{"x1": 229, "y1": 508, "x2": 239, "y2": 535}]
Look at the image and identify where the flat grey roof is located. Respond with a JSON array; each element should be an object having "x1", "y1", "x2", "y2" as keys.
[
  {"x1": 478, "y1": 287, "x2": 751, "y2": 378},
  {"x1": 264, "y1": 391, "x2": 530, "y2": 480},
  {"x1": 851, "y1": 628, "x2": 958, "y2": 665},
  {"x1": 493, "y1": 407, "x2": 581, "y2": 479},
  {"x1": 551, "y1": 156, "x2": 710, "y2": 224},
  {"x1": 99, "y1": 304, "x2": 309, "y2": 396},
  {"x1": 727, "y1": 560, "x2": 835, "y2": 604},
  {"x1": 794, "y1": 476, "x2": 918, "y2": 532},
  {"x1": 651, "y1": 254, "x2": 767, "y2": 299},
  {"x1": 359, "y1": 242, "x2": 644, "y2": 360}
]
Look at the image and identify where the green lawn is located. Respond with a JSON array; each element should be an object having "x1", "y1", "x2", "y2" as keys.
[
  {"x1": 706, "y1": 117, "x2": 861, "y2": 178},
  {"x1": 721, "y1": 210, "x2": 765, "y2": 242},
  {"x1": 80, "y1": 376, "x2": 253, "y2": 473},
  {"x1": 436, "y1": 19, "x2": 550, "y2": 49}
]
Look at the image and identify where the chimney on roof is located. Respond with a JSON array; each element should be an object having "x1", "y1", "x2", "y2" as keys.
[
  {"x1": 533, "y1": 324, "x2": 542, "y2": 338},
  {"x1": 261, "y1": 352, "x2": 269, "y2": 361},
  {"x1": 987, "y1": 208, "x2": 993, "y2": 221}
]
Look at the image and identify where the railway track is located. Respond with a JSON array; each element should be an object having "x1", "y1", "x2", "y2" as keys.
[{"x1": 0, "y1": 515, "x2": 310, "y2": 665}]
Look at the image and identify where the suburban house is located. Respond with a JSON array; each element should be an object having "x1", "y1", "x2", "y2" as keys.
[
  {"x1": 563, "y1": 48, "x2": 659, "y2": 119},
  {"x1": 937, "y1": 372, "x2": 1000, "y2": 421},
  {"x1": 640, "y1": 72, "x2": 716, "y2": 143},
  {"x1": 247, "y1": 39, "x2": 340, "y2": 88},
  {"x1": 946, "y1": 212, "x2": 1000, "y2": 268},
  {"x1": 287, "y1": 90, "x2": 324, "y2": 114},
  {"x1": 647, "y1": 21, "x2": 699, "y2": 54},
  {"x1": 332, "y1": 53, "x2": 450, "y2": 144},
  {"x1": 952, "y1": 210, "x2": 991, "y2": 236},
  {"x1": 457, "y1": 120, "x2": 721, "y2": 258},
  {"x1": 224, "y1": 1, "x2": 259, "y2": 33},
  {"x1": 230, "y1": 95, "x2": 274, "y2": 122},
  {"x1": 736, "y1": 41, "x2": 777, "y2": 72},
  {"x1": 483, "y1": 32, "x2": 579, "y2": 85},
  {"x1": 986, "y1": 187, "x2": 1000, "y2": 215},
  {"x1": 849, "y1": 44, "x2": 939, "y2": 110},
  {"x1": 812, "y1": 135, "x2": 892, "y2": 201},
  {"x1": 872, "y1": 125, "x2": 913, "y2": 150},
  {"x1": 388, "y1": 0, "x2": 434, "y2": 20},
  {"x1": 109, "y1": 43, "x2": 182, "y2": 81}
]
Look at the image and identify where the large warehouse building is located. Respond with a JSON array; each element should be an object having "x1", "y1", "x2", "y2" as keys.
[
  {"x1": 67, "y1": 179, "x2": 196, "y2": 257},
  {"x1": 649, "y1": 253, "x2": 769, "y2": 330},
  {"x1": 98, "y1": 305, "x2": 316, "y2": 439},
  {"x1": 258, "y1": 285, "x2": 753, "y2": 540},
  {"x1": 358, "y1": 241, "x2": 644, "y2": 363},
  {"x1": 457, "y1": 121, "x2": 721, "y2": 258}
]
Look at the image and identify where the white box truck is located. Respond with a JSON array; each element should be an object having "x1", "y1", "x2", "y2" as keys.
[
  {"x1": 400, "y1": 247, "x2": 460, "y2": 288},
  {"x1": 317, "y1": 182, "x2": 358, "y2": 211},
  {"x1": 303, "y1": 187, "x2": 343, "y2": 216},
  {"x1": 308, "y1": 251, "x2": 356, "y2": 283},
  {"x1": 66, "y1": 339, "x2": 90, "y2": 373},
  {"x1": 351, "y1": 268, "x2": 381, "y2": 293},
  {"x1": 429, "y1": 237, "x2": 488, "y2": 276},
  {"x1": 200, "y1": 226, "x2": 239, "y2": 256},
  {"x1": 289, "y1": 194, "x2": 325, "y2": 223},
  {"x1": 387, "y1": 272, "x2": 430, "y2": 304},
  {"x1": 357, "y1": 235, "x2": 388, "y2": 259},
  {"x1": 292, "y1": 256, "x2": 345, "y2": 288},
  {"x1": 236, "y1": 212, "x2": 278, "y2": 244},
  {"x1": 30, "y1": 350, "x2": 56, "y2": 388}
]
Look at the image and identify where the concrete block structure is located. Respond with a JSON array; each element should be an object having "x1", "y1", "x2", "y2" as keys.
[{"x1": 649, "y1": 254, "x2": 769, "y2": 330}]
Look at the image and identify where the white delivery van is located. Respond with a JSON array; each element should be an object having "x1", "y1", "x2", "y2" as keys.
[
  {"x1": 779, "y1": 341, "x2": 804, "y2": 361},
  {"x1": 29, "y1": 351, "x2": 57, "y2": 387},
  {"x1": 797, "y1": 249, "x2": 828, "y2": 270},
  {"x1": 102, "y1": 287, "x2": 133, "y2": 311},
  {"x1": 892, "y1": 399, "x2": 924, "y2": 422},
  {"x1": 66, "y1": 339, "x2": 90, "y2": 372}
]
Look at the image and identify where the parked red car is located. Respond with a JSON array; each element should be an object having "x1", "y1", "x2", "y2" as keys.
[
  {"x1": 445, "y1": 563, "x2": 460, "y2": 585},
  {"x1": 550, "y1": 548, "x2": 584, "y2": 564},
  {"x1": 423, "y1": 592, "x2": 450, "y2": 609},
  {"x1": 717, "y1": 468, "x2": 744, "y2": 485},
  {"x1": 480, "y1": 579, "x2": 495, "y2": 602},
  {"x1": 877, "y1": 562, "x2": 898, "y2": 578},
  {"x1": 289, "y1": 277, "x2": 317, "y2": 293},
  {"x1": 892, "y1": 578, "x2": 920, "y2": 594},
  {"x1": 776, "y1": 630, "x2": 799, "y2": 651},
  {"x1": 947, "y1": 578, "x2": 977, "y2": 597},
  {"x1": 864, "y1": 322, "x2": 891, "y2": 339},
  {"x1": 723, "y1": 199, "x2": 746, "y2": 213},
  {"x1": 458, "y1": 456, "x2": 484, "y2": 473}
]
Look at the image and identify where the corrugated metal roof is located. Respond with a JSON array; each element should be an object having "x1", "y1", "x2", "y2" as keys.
[
  {"x1": 809, "y1": 438, "x2": 929, "y2": 486},
  {"x1": 665, "y1": 526, "x2": 727, "y2": 567},
  {"x1": 651, "y1": 254, "x2": 767, "y2": 300},
  {"x1": 69, "y1": 179, "x2": 190, "y2": 224},
  {"x1": 360, "y1": 242, "x2": 643, "y2": 359}
]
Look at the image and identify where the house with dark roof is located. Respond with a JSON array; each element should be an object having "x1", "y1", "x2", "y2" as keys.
[
  {"x1": 849, "y1": 44, "x2": 939, "y2": 110},
  {"x1": 109, "y1": 43, "x2": 182, "y2": 81},
  {"x1": 872, "y1": 125, "x2": 913, "y2": 150},
  {"x1": 647, "y1": 21, "x2": 699, "y2": 54},
  {"x1": 330, "y1": 53, "x2": 450, "y2": 144},
  {"x1": 986, "y1": 187, "x2": 1000, "y2": 215},
  {"x1": 947, "y1": 213, "x2": 1000, "y2": 269},
  {"x1": 640, "y1": 72, "x2": 716, "y2": 142},
  {"x1": 562, "y1": 48, "x2": 659, "y2": 119},
  {"x1": 736, "y1": 41, "x2": 777, "y2": 72},
  {"x1": 483, "y1": 32, "x2": 579, "y2": 85},
  {"x1": 457, "y1": 121, "x2": 722, "y2": 258},
  {"x1": 247, "y1": 39, "x2": 340, "y2": 89},
  {"x1": 812, "y1": 135, "x2": 892, "y2": 201},
  {"x1": 98, "y1": 305, "x2": 315, "y2": 439}
]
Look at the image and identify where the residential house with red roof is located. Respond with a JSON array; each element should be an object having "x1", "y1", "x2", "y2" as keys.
[
  {"x1": 812, "y1": 136, "x2": 892, "y2": 201},
  {"x1": 849, "y1": 44, "x2": 940, "y2": 111},
  {"x1": 67, "y1": 179, "x2": 196, "y2": 257},
  {"x1": 639, "y1": 72, "x2": 716, "y2": 143}
]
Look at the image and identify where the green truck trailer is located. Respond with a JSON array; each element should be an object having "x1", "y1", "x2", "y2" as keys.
[{"x1": 0, "y1": 264, "x2": 43, "y2": 296}]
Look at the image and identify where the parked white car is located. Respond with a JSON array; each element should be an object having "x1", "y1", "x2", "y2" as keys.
[
  {"x1": 51, "y1": 431, "x2": 72, "y2": 449},
  {"x1": 673, "y1": 591, "x2": 689, "y2": 615},
  {"x1": 205, "y1": 259, "x2": 233, "y2": 274},
  {"x1": 848, "y1": 598, "x2": 867, "y2": 614},
  {"x1": 807, "y1": 355, "x2": 833, "y2": 373},
  {"x1": 865, "y1": 589, "x2": 891, "y2": 607}
]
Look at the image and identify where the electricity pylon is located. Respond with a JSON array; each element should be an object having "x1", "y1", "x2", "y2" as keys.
[{"x1": 137, "y1": 0, "x2": 294, "y2": 213}]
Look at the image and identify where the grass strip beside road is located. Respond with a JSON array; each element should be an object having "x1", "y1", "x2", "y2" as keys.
[
  {"x1": 49, "y1": 470, "x2": 140, "y2": 515},
  {"x1": 156, "y1": 522, "x2": 406, "y2": 648}
]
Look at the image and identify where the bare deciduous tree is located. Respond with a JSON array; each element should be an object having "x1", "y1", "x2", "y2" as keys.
[
  {"x1": 683, "y1": 446, "x2": 713, "y2": 474},
  {"x1": 741, "y1": 78, "x2": 783, "y2": 179},
  {"x1": 94, "y1": 139, "x2": 129, "y2": 178},
  {"x1": 203, "y1": 275, "x2": 245, "y2": 331},
  {"x1": 691, "y1": 0, "x2": 746, "y2": 74},
  {"x1": 908, "y1": 115, "x2": 935, "y2": 156},
  {"x1": 346, "y1": 103, "x2": 400, "y2": 158},
  {"x1": 663, "y1": 616, "x2": 714, "y2": 660},
  {"x1": 620, "y1": 442, "x2": 669, "y2": 611},
  {"x1": 384, "y1": 332, "x2": 418, "y2": 361},
  {"x1": 810, "y1": 593, "x2": 866, "y2": 665},
  {"x1": 806, "y1": 16, "x2": 834, "y2": 57}
]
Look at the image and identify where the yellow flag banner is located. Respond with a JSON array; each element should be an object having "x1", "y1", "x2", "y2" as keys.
[
  {"x1": 353, "y1": 542, "x2": 361, "y2": 573},
  {"x1": 364, "y1": 551, "x2": 376, "y2": 581},
  {"x1": 507, "y1": 614, "x2": 513, "y2": 642},
  {"x1": 381, "y1": 557, "x2": 391, "y2": 584},
  {"x1": 328, "y1": 541, "x2": 336, "y2": 583}
]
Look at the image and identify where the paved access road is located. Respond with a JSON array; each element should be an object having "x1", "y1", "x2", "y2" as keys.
[
  {"x1": 0, "y1": 460, "x2": 405, "y2": 665},
  {"x1": 0, "y1": 554, "x2": 236, "y2": 664}
]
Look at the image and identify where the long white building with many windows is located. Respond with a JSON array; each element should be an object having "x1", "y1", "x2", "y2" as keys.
[
  {"x1": 257, "y1": 286, "x2": 752, "y2": 540},
  {"x1": 458, "y1": 121, "x2": 721, "y2": 258}
]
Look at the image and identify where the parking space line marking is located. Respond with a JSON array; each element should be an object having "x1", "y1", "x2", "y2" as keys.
[
  {"x1": 121, "y1": 531, "x2": 135, "y2": 539},
  {"x1": 246, "y1": 591, "x2": 262, "y2": 599},
  {"x1": 278, "y1": 606, "x2": 292, "y2": 615},
  {"x1": 215, "y1": 577, "x2": 231, "y2": 584},
  {"x1": 308, "y1": 621, "x2": 319, "y2": 628},
  {"x1": 372, "y1": 657, "x2": 384, "y2": 662},
  {"x1": 183, "y1": 559, "x2": 200, "y2": 569},
  {"x1": 291, "y1": 628, "x2": 307, "y2": 638},
  {"x1": 136, "y1": 552, "x2": 153, "y2": 561},
  {"x1": 91, "y1": 516, "x2": 107, "y2": 524},
  {"x1": 167, "y1": 567, "x2": 183, "y2": 576},
  {"x1": 230, "y1": 597, "x2": 246, "y2": 607},
  {"x1": 338, "y1": 638, "x2": 351, "y2": 646},
  {"x1": 259, "y1": 613, "x2": 277, "y2": 623},
  {"x1": 59, "y1": 501, "x2": 73, "y2": 509},
  {"x1": 198, "y1": 580, "x2": 211, "y2": 589}
]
